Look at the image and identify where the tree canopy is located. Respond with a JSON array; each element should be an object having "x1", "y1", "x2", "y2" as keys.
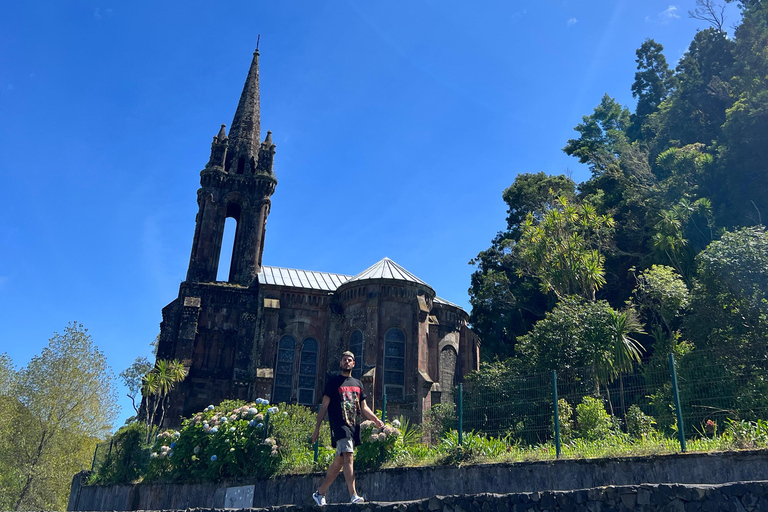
[
  {"x1": 0, "y1": 323, "x2": 118, "y2": 511},
  {"x1": 469, "y1": 2, "x2": 768, "y2": 386}
]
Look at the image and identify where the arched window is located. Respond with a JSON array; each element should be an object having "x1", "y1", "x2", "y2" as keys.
[
  {"x1": 298, "y1": 338, "x2": 318, "y2": 405},
  {"x1": 273, "y1": 336, "x2": 295, "y2": 404},
  {"x1": 384, "y1": 328, "x2": 405, "y2": 401},
  {"x1": 216, "y1": 217, "x2": 237, "y2": 282},
  {"x1": 349, "y1": 330, "x2": 364, "y2": 379},
  {"x1": 216, "y1": 203, "x2": 242, "y2": 283},
  {"x1": 439, "y1": 346, "x2": 458, "y2": 403}
]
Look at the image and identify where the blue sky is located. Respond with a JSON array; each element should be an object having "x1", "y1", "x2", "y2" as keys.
[{"x1": 0, "y1": 0, "x2": 740, "y2": 426}]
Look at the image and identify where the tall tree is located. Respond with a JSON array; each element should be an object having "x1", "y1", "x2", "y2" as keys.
[
  {"x1": 468, "y1": 172, "x2": 575, "y2": 358},
  {"x1": 632, "y1": 39, "x2": 675, "y2": 125},
  {"x1": 563, "y1": 94, "x2": 631, "y2": 176},
  {"x1": 3, "y1": 323, "x2": 118, "y2": 510}
]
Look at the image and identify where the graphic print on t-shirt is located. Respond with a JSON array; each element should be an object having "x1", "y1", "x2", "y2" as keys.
[{"x1": 339, "y1": 385, "x2": 362, "y2": 427}]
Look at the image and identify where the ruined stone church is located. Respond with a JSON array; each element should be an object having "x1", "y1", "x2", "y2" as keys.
[{"x1": 156, "y1": 50, "x2": 479, "y2": 427}]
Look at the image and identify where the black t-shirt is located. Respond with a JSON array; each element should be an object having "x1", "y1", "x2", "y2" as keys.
[{"x1": 323, "y1": 374, "x2": 367, "y2": 447}]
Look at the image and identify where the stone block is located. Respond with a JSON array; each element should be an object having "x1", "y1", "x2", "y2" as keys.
[
  {"x1": 637, "y1": 488, "x2": 652, "y2": 506},
  {"x1": 742, "y1": 492, "x2": 759, "y2": 511},
  {"x1": 619, "y1": 492, "x2": 636, "y2": 509}
]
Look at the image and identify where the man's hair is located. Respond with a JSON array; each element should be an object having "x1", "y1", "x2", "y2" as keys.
[{"x1": 341, "y1": 350, "x2": 355, "y2": 360}]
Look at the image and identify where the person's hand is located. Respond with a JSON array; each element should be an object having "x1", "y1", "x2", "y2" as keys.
[
  {"x1": 311, "y1": 428, "x2": 320, "y2": 444},
  {"x1": 375, "y1": 418, "x2": 384, "y2": 429}
]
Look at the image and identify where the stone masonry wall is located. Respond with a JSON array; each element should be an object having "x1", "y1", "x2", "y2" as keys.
[
  {"x1": 69, "y1": 450, "x2": 768, "y2": 511},
  {"x1": 71, "y1": 481, "x2": 768, "y2": 512}
]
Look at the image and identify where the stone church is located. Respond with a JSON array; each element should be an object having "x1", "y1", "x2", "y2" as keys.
[{"x1": 156, "y1": 50, "x2": 480, "y2": 427}]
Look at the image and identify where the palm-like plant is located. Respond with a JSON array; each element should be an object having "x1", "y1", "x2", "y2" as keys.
[
  {"x1": 141, "y1": 359, "x2": 188, "y2": 441},
  {"x1": 154, "y1": 359, "x2": 188, "y2": 428},
  {"x1": 606, "y1": 309, "x2": 645, "y2": 416}
]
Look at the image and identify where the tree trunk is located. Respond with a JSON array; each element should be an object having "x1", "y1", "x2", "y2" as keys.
[
  {"x1": 158, "y1": 394, "x2": 168, "y2": 429},
  {"x1": 605, "y1": 385, "x2": 615, "y2": 416},
  {"x1": 15, "y1": 429, "x2": 48, "y2": 510}
]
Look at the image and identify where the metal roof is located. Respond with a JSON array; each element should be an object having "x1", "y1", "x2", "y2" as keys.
[
  {"x1": 434, "y1": 296, "x2": 461, "y2": 309},
  {"x1": 346, "y1": 257, "x2": 431, "y2": 287},
  {"x1": 258, "y1": 266, "x2": 351, "y2": 291},
  {"x1": 258, "y1": 259, "x2": 465, "y2": 313}
]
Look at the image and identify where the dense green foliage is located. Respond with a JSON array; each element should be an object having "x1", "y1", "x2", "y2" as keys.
[
  {"x1": 469, "y1": 2, "x2": 768, "y2": 378},
  {"x1": 91, "y1": 400, "x2": 409, "y2": 483},
  {"x1": 0, "y1": 323, "x2": 118, "y2": 511}
]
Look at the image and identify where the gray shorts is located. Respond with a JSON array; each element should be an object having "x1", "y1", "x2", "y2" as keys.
[{"x1": 335, "y1": 437, "x2": 354, "y2": 456}]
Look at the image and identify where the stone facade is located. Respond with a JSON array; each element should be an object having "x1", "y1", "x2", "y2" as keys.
[{"x1": 155, "y1": 51, "x2": 479, "y2": 428}]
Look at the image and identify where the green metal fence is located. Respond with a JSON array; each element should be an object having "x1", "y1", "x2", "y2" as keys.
[
  {"x1": 454, "y1": 347, "x2": 768, "y2": 454},
  {"x1": 90, "y1": 439, "x2": 113, "y2": 471}
]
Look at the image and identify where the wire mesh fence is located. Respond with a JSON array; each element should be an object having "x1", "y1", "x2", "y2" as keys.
[
  {"x1": 453, "y1": 346, "x2": 768, "y2": 451},
  {"x1": 90, "y1": 439, "x2": 113, "y2": 471}
]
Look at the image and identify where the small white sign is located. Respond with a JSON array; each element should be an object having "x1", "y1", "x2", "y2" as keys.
[{"x1": 224, "y1": 485, "x2": 255, "y2": 509}]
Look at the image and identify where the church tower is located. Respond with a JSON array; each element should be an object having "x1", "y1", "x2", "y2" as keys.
[
  {"x1": 156, "y1": 50, "x2": 276, "y2": 425},
  {"x1": 187, "y1": 49, "x2": 276, "y2": 286}
]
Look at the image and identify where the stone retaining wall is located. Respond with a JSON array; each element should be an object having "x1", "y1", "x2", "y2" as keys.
[
  {"x1": 73, "y1": 481, "x2": 768, "y2": 512},
  {"x1": 69, "y1": 450, "x2": 768, "y2": 511}
]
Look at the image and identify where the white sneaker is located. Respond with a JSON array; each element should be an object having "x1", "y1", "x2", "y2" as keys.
[
  {"x1": 312, "y1": 492, "x2": 326, "y2": 506},
  {"x1": 350, "y1": 495, "x2": 365, "y2": 504}
]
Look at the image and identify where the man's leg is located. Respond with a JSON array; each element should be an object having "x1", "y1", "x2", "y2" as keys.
[
  {"x1": 317, "y1": 454, "x2": 344, "y2": 496},
  {"x1": 341, "y1": 452, "x2": 357, "y2": 498}
]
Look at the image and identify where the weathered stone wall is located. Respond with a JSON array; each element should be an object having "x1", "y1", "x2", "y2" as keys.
[
  {"x1": 69, "y1": 481, "x2": 768, "y2": 512},
  {"x1": 69, "y1": 449, "x2": 768, "y2": 511}
]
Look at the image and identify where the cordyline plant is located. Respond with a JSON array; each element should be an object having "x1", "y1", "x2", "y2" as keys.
[{"x1": 141, "y1": 359, "x2": 188, "y2": 442}]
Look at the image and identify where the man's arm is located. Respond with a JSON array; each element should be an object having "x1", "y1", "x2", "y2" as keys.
[
  {"x1": 312, "y1": 395, "x2": 331, "y2": 444},
  {"x1": 360, "y1": 399, "x2": 384, "y2": 428}
]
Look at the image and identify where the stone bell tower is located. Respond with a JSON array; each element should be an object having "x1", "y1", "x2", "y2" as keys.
[{"x1": 156, "y1": 49, "x2": 277, "y2": 426}]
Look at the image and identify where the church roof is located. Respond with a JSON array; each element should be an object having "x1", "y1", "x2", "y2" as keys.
[
  {"x1": 258, "y1": 259, "x2": 463, "y2": 312},
  {"x1": 258, "y1": 265, "x2": 351, "y2": 291},
  {"x1": 346, "y1": 257, "x2": 430, "y2": 286}
]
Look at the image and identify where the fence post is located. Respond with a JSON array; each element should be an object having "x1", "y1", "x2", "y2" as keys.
[
  {"x1": 263, "y1": 411, "x2": 270, "y2": 442},
  {"x1": 381, "y1": 394, "x2": 387, "y2": 423},
  {"x1": 552, "y1": 371, "x2": 561, "y2": 459},
  {"x1": 90, "y1": 443, "x2": 100, "y2": 471},
  {"x1": 313, "y1": 404, "x2": 320, "y2": 463},
  {"x1": 378, "y1": 394, "x2": 387, "y2": 466},
  {"x1": 669, "y1": 353, "x2": 687, "y2": 452},
  {"x1": 458, "y1": 383, "x2": 463, "y2": 446}
]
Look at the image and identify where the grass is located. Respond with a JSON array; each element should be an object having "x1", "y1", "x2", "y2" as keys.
[{"x1": 367, "y1": 427, "x2": 768, "y2": 472}]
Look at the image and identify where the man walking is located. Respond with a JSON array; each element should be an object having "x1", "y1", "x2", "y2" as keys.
[{"x1": 311, "y1": 351, "x2": 383, "y2": 505}]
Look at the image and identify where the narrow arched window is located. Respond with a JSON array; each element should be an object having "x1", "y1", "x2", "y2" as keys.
[
  {"x1": 384, "y1": 328, "x2": 405, "y2": 401},
  {"x1": 273, "y1": 336, "x2": 295, "y2": 404},
  {"x1": 298, "y1": 338, "x2": 318, "y2": 405},
  {"x1": 349, "y1": 330, "x2": 364, "y2": 379}
]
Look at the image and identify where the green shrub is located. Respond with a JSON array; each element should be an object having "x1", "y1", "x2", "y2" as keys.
[
  {"x1": 626, "y1": 405, "x2": 656, "y2": 438},
  {"x1": 424, "y1": 403, "x2": 456, "y2": 444},
  {"x1": 575, "y1": 396, "x2": 614, "y2": 441},
  {"x1": 554, "y1": 398, "x2": 574, "y2": 441},
  {"x1": 91, "y1": 421, "x2": 150, "y2": 484},
  {"x1": 723, "y1": 419, "x2": 768, "y2": 449}
]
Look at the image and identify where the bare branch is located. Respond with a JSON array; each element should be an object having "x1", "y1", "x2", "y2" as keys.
[{"x1": 688, "y1": 0, "x2": 727, "y2": 31}]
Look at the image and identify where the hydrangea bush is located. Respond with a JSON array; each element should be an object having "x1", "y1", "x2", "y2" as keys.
[
  {"x1": 355, "y1": 419, "x2": 402, "y2": 469},
  {"x1": 145, "y1": 399, "x2": 295, "y2": 481}
]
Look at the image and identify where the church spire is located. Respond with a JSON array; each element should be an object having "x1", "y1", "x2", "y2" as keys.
[{"x1": 226, "y1": 49, "x2": 261, "y2": 173}]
